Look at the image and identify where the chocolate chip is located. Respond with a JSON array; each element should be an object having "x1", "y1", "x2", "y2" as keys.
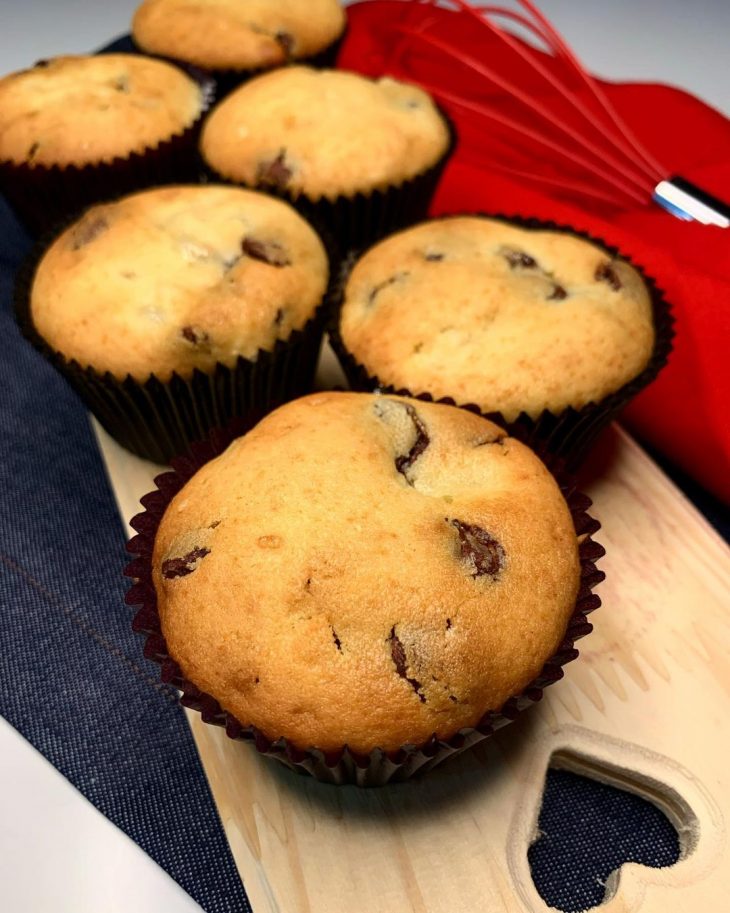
[
  {"x1": 33, "y1": 59, "x2": 50, "y2": 68},
  {"x1": 241, "y1": 237, "x2": 290, "y2": 267},
  {"x1": 394, "y1": 403, "x2": 430, "y2": 480},
  {"x1": 449, "y1": 519, "x2": 505, "y2": 579},
  {"x1": 181, "y1": 325, "x2": 209, "y2": 345},
  {"x1": 504, "y1": 249, "x2": 538, "y2": 269},
  {"x1": 445, "y1": 618, "x2": 452, "y2": 630},
  {"x1": 388, "y1": 627, "x2": 425, "y2": 702},
  {"x1": 424, "y1": 252, "x2": 444, "y2": 262},
  {"x1": 208, "y1": 520, "x2": 221, "y2": 529},
  {"x1": 70, "y1": 215, "x2": 108, "y2": 250},
  {"x1": 275, "y1": 30, "x2": 295, "y2": 56},
  {"x1": 368, "y1": 272, "x2": 408, "y2": 306},
  {"x1": 548, "y1": 283, "x2": 568, "y2": 300},
  {"x1": 274, "y1": 307, "x2": 285, "y2": 326},
  {"x1": 449, "y1": 695, "x2": 458, "y2": 702},
  {"x1": 331, "y1": 627, "x2": 342, "y2": 651},
  {"x1": 27, "y1": 141, "x2": 40, "y2": 160},
  {"x1": 595, "y1": 261, "x2": 622, "y2": 290},
  {"x1": 374, "y1": 399, "x2": 430, "y2": 483},
  {"x1": 161, "y1": 546, "x2": 210, "y2": 579},
  {"x1": 256, "y1": 150, "x2": 292, "y2": 189}
]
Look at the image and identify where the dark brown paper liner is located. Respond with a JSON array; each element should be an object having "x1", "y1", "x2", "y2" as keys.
[
  {"x1": 124, "y1": 417, "x2": 605, "y2": 786},
  {"x1": 133, "y1": 29, "x2": 347, "y2": 100},
  {"x1": 14, "y1": 218, "x2": 334, "y2": 464},
  {"x1": 0, "y1": 66, "x2": 215, "y2": 237},
  {"x1": 203, "y1": 115, "x2": 456, "y2": 260},
  {"x1": 329, "y1": 214, "x2": 675, "y2": 468}
]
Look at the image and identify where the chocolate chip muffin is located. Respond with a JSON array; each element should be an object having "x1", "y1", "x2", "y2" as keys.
[
  {"x1": 133, "y1": 0, "x2": 346, "y2": 84},
  {"x1": 19, "y1": 185, "x2": 330, "y2": 462},
  {"x1": 334, "y1": 215, "x2": 667, "y2": 463},
  {"x1": 200, "y1": 66, "x2": 453, "y2": 252},
  {"x1": 0, "y1": 54, "x2": 212, "y2": 234},
  {"x1": 151, "y1": 391, "x2": 582, "y2": 756}
]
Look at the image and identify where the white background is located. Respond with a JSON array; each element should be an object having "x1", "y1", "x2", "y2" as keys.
[{"x1": 1, "y1": 1, "x2": 728, "y2": 911}]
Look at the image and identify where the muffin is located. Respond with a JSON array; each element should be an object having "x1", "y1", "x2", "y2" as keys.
[
  {"x1": 0, "y1": 54, "x2": 212, "y2": 235},
  {"x1": 333, "y1": 215, "x2": 672, "y2": 464},
  {"x1": 17, "y1": 185, "x2": 330, "y2": 462},
  {"x1": 127, "y1": 391, "x2": 605, "y2": 785},
  {"x1": 133, "y1": 0, "x2": 347, "y2": 93},
  {"x1": 200, "y1": 66, "x2": 453, "y2": 254}
]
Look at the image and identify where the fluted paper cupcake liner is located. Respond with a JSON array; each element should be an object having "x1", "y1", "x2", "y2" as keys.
[
  {"x1": 14, "y1": 221, "x2": 333, "y2": 464},
  {"x1": 124, "y1": 419, "x2": 605, "y2": 786},
  {"x1": 0, "y1": 66, "x2": 215, "y2": 237},
  {"x1": 204, "y1": 115, "x2": 456, "y2": 261},
  {"x1": 329, "y1": 214, "x2": 674, "y2": 468},
  {"x1": 133, "y1": 29, "x2": 347, "y2": 100}
]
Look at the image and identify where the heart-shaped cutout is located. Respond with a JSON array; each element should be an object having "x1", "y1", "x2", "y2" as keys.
[{"x1": 529, "y1": 768, "x2": 680, "y2": 912}]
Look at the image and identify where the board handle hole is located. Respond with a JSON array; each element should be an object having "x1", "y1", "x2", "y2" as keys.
[{"x1": 528, "y1": 749, "x2": 697, "y2": 911}]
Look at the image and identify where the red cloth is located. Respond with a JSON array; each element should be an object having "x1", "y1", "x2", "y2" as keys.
[{"x1": 338, "y1": 1, "x2": 730, "y2": 503}]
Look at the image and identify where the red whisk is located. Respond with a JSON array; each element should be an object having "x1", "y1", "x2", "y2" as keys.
[{"x1": 381, "y1": 0, "x2": 729, "y2": 227}]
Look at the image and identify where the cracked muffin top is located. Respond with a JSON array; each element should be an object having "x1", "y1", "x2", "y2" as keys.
[
  {"x1": 152, "y1": 391, "x2": 580, "y2": 753},
  {"x1": 133, "y1": 0, "x2": 346, "y2": 72},
  {"x1": 200, "y1": 67, "x2": 450, "y2": 200},
  {"x1": 30, "y1": 185, "x2": 329, "y2": 381},
  {"x1": 0, "y1": 55, "x2": 204, "y2": 168},
  {"x1": 338, "y1": 217, "x2": 656, "y2": 422}
]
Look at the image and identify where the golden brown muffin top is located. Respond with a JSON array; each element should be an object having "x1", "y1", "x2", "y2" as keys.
[
  {"x1": 133, "y1": 0, "x2": 346, "y2": 71},
  {"x1": 0, "y1": 54, "x2": 204, "y2": 167},
  {"x1": 200, "y1": 66, "x2": 450, "y2": 200},
  {"x1": 338, "y1": 217, "x2": 656, "y2": 422},
  {"x1": 31, "y1": 185, "x2": 328, "y2": 381},
  {"x1": 153, "y1": 391, "x2": 580, "y2": 753}
]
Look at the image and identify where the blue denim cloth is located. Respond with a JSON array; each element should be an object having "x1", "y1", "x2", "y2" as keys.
[{"x1": 0, "y1": 194, "x2": 250, "y2": 913}]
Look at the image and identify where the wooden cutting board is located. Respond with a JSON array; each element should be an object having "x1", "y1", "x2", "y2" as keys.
[{"x1": 101, "y1": 345, "x2": 729, "y2": 913}]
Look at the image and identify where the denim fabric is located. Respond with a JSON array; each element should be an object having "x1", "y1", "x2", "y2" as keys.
[{"x1": 0, "y1": 194, "x2": 250, "y2": 913}]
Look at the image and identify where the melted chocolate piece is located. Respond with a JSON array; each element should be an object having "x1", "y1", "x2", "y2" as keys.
[
  {"x1": 504, "y1": 249, "x2": 538, "y2": 269},
  {"x1": 368, "y1": 272, "x2": 408, "y2": 306},
  {"x1": 449, "y1": 519, "x2": 505, "y2": 578},
  {"x1": 161, "y1": 546, "x2": 210, "y2": 579},
  {"x1": 28, "y1": 142, "x2": 40, "y2": 160},
  {"x1": 445, "y1": 618, "x2": 452, "y2": 630},
  {"x1": 33, "y1": 59, "x2": 50, "y2": 68},
  {"x1": 425, "y1": 252, "x2": 444, "y2": 262},
  {"x1": 275, "y1": 31, "x2": 295, "y2": 56},
  {"x1": 548, "y1": 283, "x2": 568, "y2": 300},
  {"x1": 70, "y1": 216, "x2": 109, "y2": 250},
  {"x1": 388, "y1": 627, "x2": 425, "y2": 702},
  {"x1": 331, "y1": 626, "x2": 342, "y2": 651},
  {"x1": 595, "y1": 261, "x2": 622, "y2": 291},
  {"x1": 241, "y1": 237, "x2": 290, "y2": 267},
  {"x1": 394, "y1": 403, "x2": 430, "y2": 480},
  {"x1": 256, "y1": 150, "x2": 292, "y2": 189},
  {"x1": 181, "y1": 325, "x2": 209, "y2": 345}
]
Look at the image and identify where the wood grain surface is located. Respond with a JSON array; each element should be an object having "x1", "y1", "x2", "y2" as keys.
[{"x1": 101, "y1": 345, "x2": 730, "y2": 913}]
